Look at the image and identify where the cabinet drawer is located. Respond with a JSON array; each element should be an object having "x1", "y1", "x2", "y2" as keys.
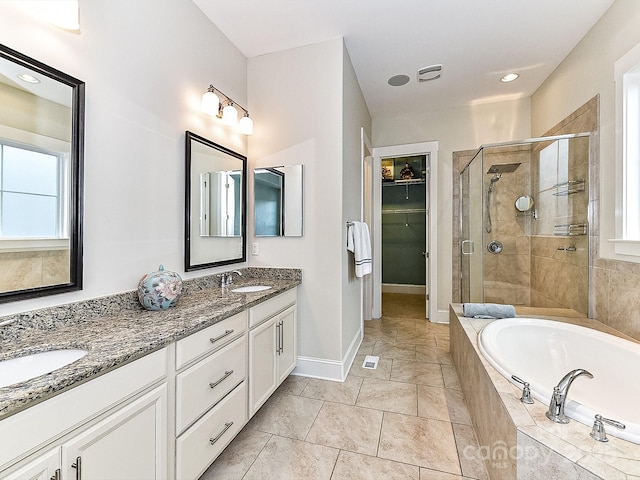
[
  {"x1": 176, "y1": 336, "x2": 246, "y2": 434},
  {"x1": 176, "y1": 311, "x2": 247, "y2": 369},
  {"x1": 176, "y1": 382, "x2": 246, "y2": 480},
  {"x1": 249, "y1": 288, "x2": 296, "y2": 328}
]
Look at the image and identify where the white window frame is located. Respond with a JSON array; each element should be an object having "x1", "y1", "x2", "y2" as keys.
[
  {"x1": 612, "y1": 41, "x2": 640, "y2": 257},
  {"x1": 0, "y1": 138, "x2": 68, "y2": 249}
]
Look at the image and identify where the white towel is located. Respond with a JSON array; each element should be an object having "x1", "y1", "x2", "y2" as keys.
[{"x1": 347, "y1": 221, "x2": 372, "y2": 278}]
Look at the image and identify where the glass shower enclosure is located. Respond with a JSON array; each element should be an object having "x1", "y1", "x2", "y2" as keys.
[{"x1": 460, "y1": 133, "x2": 591, "y2": 315}]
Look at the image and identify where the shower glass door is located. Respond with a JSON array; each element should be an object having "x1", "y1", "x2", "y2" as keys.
[{"x1": 460, "y1": 149, "x2": 484, "y2": 303}]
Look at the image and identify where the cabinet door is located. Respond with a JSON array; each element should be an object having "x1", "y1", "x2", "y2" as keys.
[
  {"x1": 2, "y1": 448, "x2": 59, "y2": 480},
  {"x1": 248, "y1": 318, "x2": 277, "y2": 417},
  {"x1": 276, "y1": 305, "x2": 297, "y2": 384},
  {"x1": 61, "y1": 385, "x2": 167, "y2": 480}
]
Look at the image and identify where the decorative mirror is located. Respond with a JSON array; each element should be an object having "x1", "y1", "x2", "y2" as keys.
[
  {"x1": 0, "y1": 43, "x2": 84, "y2": 303},
  {"x1": 185, "y1": 131, "x2": 246, "y2": 270},
  {"x1": 254, "y1": 165, "x2": 303, "y2": 237},
  {"x1": 515, "y1": 195, "x2": 535, "y2": 212}
]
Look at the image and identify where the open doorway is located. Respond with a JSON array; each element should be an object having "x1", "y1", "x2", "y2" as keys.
[
  {"x1": 371, "y1": 141, "x2": 439, "y2": 321},
  {"x1": 380, "y1": 154, "x2": 427, "y2": 318}
]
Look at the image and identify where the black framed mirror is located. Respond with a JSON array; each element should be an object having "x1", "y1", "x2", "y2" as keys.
[
  {"x1": 185, "y1": 131, "x2": 246, "y2": 271},
  {"x1": 0, "y1": 43, "x2": 84, "y2": 303},
  {"x1": 254, "y1": 164, "x2": 303, "y2": 237}
]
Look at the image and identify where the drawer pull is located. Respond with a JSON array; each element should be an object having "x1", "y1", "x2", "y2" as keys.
[
  {"x1": 71, "y1": 456, "x2": 82, "y2": 480},
  {"x1": 51, "y1": 469, "x2": 61, "y2": 480},
  {"x1": 209, "y1": 421, "x2": 234, "y2": 445},
  {"x1": 210, "y1": 329, "x2": 234, "y2": 344},
  {"x1": 209, "y1": 370, "x2": 234, "y2": 389}
]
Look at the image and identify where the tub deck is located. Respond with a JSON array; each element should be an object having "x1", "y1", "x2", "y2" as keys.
[{"x1": 450, "y1": 304, "x2": 640, "y2": 480}]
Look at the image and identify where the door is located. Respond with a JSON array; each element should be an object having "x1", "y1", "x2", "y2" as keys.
[
  {"x1": 276, "y1": 305, "x2": 297, "y2": 384},
  {"x1": 2, "y1": 447, "x2": 59, "y2": 480},
  {"x1": 248, "y1": 318, "x2": 277, "y2": 417},
  {"x1": 460, "y1": 149, "x2": 484, "y2": 303},
  {"x1": 61, "y1": 385, "x2": 167, "y2": 480},
  {"x1": 362, "y1": 130, "x2": 374, "y2": 322}
]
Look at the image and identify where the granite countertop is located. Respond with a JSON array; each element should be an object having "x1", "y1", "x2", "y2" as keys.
[{"x1": 0, "y1": 268, "x2": 301, "y2": 420}]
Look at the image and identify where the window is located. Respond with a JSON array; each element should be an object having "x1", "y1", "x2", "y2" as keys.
[
  {"x1": 613, "y1": 42, "x2": 640, "y2": 256},
  {"x1": 0, "y1": 140, "x2": 66, "y2": 238}
]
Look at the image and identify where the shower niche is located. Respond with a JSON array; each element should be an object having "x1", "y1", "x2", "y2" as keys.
[{"x1": 459, "y1": 134, "x2": 591, "y2": 315}]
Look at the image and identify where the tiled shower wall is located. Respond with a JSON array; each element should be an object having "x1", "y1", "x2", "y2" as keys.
[
  {"x1": 453, "y1": 96, "x2": 640, "y2": 341},
  {"x1": 481, "y1": 146, "x2": 532, "y2": 306}
]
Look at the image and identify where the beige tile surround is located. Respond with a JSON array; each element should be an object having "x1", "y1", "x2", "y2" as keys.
[
  {"x1": 453, "y1": 95, "x2": 640, "y2": 343},
  {"x1": 201, "y1": 294, "x2": 488, "y2": 480},
  {"x1": 0, "y1": 249, "x2": 70, "y2": 292},
  {"x1": 450, "y1": 304, "x2": 640, "y2": 479}
]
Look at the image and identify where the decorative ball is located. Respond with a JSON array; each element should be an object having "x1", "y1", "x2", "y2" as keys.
[{"x1": 137, "y1": 264, "x2": 183, "y2": 311}]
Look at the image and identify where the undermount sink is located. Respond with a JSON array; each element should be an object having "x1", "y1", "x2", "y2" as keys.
[
  {"x1": 231, "y1": 285, "x2": 272, "y2": 293},
  {"x1": 0, "y1": 349, "x2": 88, "y2": 388}
]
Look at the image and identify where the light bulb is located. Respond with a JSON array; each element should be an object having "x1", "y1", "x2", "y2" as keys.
[
  {"x1": 238, "y1": 115, "x2": 253, "y2": 135},
  {"x1": 44, "y1": 0, "x2": 80, "y2": 32},
  {"x1": 222, "y1": 103, "x2": 238, "y2": 126},
  {"x1": 201, "y1": 90, "x2": 220, "y2": 116}
]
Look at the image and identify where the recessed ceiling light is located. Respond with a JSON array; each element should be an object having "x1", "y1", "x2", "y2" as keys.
[
  {"x1": 417, "y1": 64, "x2": 442, "y2": 82},
  {"x1": 500, "y1": 73, "x2": 519, "y2": 83},
  {"x1": 388, "y1": 74, "x2": 410, "y2": 87},
  {"x1": 18, "y1": 73, "x2": 40, "y2": 84}
]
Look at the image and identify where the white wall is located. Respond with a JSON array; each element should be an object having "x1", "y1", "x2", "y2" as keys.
[
  {"x1": 531, "y1": 0, "x2": 640, "y2": 262},
  {"x1": 373, "y1": 98, "x2": 531, "y2": 317},
  {"x1": 341, "y1": 44, "x2": 372, "y2": 359},
  {"x1": 0, "y1": 0, "x2": 248, "y2": 317},
  {"x1": 247, "y1": 39, "x2": 346, "y2": 366}
]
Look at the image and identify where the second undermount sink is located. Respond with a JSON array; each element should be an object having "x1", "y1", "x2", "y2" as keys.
[
  {"x1": 231, "y1": 285, "x2": 272, "y2": 293},
  {"x1": 0, "y1": 349, "x2": 88, "y2": 388}
]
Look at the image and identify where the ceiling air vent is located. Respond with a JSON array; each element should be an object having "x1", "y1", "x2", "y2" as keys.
[{"x1": 417, "y1": 64, "x2": 442, "y2": 82}]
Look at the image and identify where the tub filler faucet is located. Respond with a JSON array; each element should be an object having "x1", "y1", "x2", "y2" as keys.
[{"x1": 546, "y1": 368, "x2": 593, "y2": 424}]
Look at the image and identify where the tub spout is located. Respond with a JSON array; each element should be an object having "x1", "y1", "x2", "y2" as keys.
[{"x1": 546, "y1": 368, "x2": 593, "y2": 424}]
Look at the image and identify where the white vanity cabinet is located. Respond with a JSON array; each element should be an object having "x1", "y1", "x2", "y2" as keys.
[
  {"x1": 174, "y1": 311, "x2": 248, "y2": 480},
  {"x1": 60, "y1": 385, "x2": 167, "y2": 480},
  {"x1": 2, "y1": 448, "x2": 59, "y2": 480},
  {"x1": 0, "y1": 348, "x2": 168, "y2": 480},
  {"x1": 248, "y1": 289, "x2": 297, "y2": 417}
]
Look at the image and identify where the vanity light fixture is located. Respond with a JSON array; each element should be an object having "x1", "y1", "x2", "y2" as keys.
[
  {"x1": 201, "y1": 85, "x2": 253, "y2": 135},
  {"x1": 43, "y1": 0, "x2": 81, "y2": 32},
  {"x1": 500, "y1": 73, "x2": 519, "y2": 83},
  {"x1": 222, "y1": 102, "x2": 238, "y2": 126}
]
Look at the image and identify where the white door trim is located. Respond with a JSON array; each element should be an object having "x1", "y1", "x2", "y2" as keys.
[{"x1": 372, "y1": 141, "x2": 439, "y2": 321}]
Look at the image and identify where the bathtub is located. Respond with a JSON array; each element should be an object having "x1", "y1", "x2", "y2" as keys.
[{"x1": 479, "y1": 317, "x2": 640, "y2": 444}]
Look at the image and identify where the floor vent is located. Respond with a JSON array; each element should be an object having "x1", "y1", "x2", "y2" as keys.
[{"x1": 362, "y1": 355, "x2": 380, "y2": 369}]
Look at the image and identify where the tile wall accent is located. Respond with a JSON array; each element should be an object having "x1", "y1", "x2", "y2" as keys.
[
  {"x1": 540, "y1": 96, "x2": 640, "y2": 341},
  {"x1": 0, "y1": 250, "x2": 70, "y2": 292},
  {"x1": 482, "y1": 146, "x2": 532, "y2": 306}
]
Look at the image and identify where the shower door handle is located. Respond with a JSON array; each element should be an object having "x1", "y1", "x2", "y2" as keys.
[{"x1": 461, "y1": 240, "x2": 474, "y2": 255}]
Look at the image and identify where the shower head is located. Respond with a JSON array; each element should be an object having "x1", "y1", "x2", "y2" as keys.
[
  {"x1": 486, "y1": 163, "x2": 521, "y2": 174},
  {"x1": 490, "y1": 174, "x2": 501, "y2": 183}
]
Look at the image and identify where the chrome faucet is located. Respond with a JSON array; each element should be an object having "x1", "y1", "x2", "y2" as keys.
[
  {"x1": 546, "y1": 368, "x2": 593, "y2": 424},
  {"x1": 220, "y1": 270, "x2": 243, "y2": 287}
]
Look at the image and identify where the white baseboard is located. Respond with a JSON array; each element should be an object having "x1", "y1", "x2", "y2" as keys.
[
  {"x1": 292, "y1": 329, "x2": 362, "y2": 382},
  {"x1": 382, "y1": 283, "x2": 425, "y2": 295},
  {"x1": 431, "y1": 308, "x2": 450, "y2": 324}
]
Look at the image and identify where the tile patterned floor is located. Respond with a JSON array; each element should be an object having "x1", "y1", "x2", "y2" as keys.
[{"x1": 200, "y1": 294, "x2": 489, "y2": 480}]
